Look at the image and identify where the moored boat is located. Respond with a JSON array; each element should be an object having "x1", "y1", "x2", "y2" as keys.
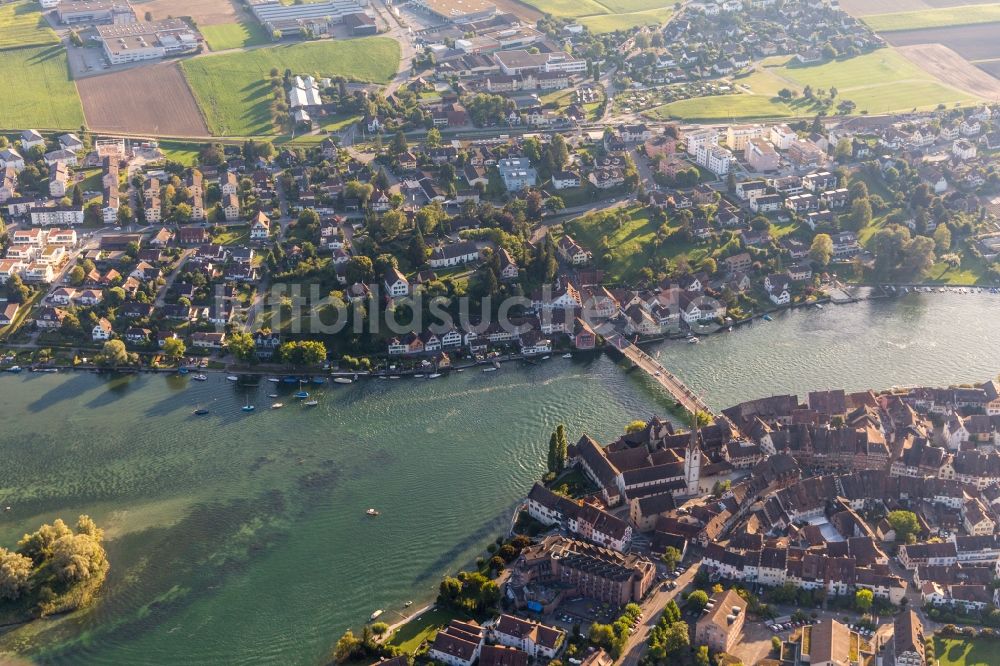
[
  {"x1": 366, "y1": 509, "x2": 380, "y2": 517},
  {"x1": 428, "y1": 373, "x2": 442, "y2": 379},
  {"x1": 304, "y1": 400, "x2": 319, "y2": 406},
  {"x1": 370, "y1": 609, "x2": 383, "y2": 620},
  {"x1": 561, "y1": 353, "x2": 572, "y2": 359},
  {"x1": 294, "y1": 391, "x2": 309, "y2": 399},
  {"x1": 271, "y1": 403, "x2": 284, "y2": 409},
  {"x1": 193, "y1": 408, "x2": 209, "y2": 416},
  {"x1": 227, "y1": 375, "x2": 239, "y2": 382},
  {"x1": 192, "y1": 374, "x2": 208, "y2": 381},
  {"x1": 482, "y1": 367, "x2": 497, "y2": 373},
  {"x1": 333, "y1": 377, "x2": 353, "y2": 384},
  {"x1": 267, "y1": 377, "x2": 280, "y2": 383}
]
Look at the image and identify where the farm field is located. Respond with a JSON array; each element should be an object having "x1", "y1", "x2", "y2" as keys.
[
  {"x1": 131, "y1": 0, "x2": 240, "y2": 25},
  {"x1": 579, "y1": 8, "x2": 672, "y2": 33},
  {"x1": 158, "y1": 140, "x2": 203, "y2": 166},
  {"x1": 0, "y1": 0, "x2": 58, "y2": 50},
  {"x1": 0, "y1": 45, "x2": 85, "y2": 130},
  {"x1": 77, "y1": 62, "x2": 210, "y2": 136},
  {"x1": 882, "y1": 23, "x2": 1000, "y2": 62},
  {"x1": 492, "y1": 0, "x2": 543, "y2": 21},
  {"x1": 840, "y1": 0, "x2": 1000, "y2": 16},
  {"x1": 863, "y1": 3, "x2": 1000, "y2": 31},
  {"x1": 649, "y1": 48, "x2": 981, "y2": 122},
  {"x1": 200, "y1": 21, "x2": 270, "y2": 51},
  {"x1": 895, "y1": 44, "x2": 1000, "y2": 97},
  {"x1": 180, "y1": 38, "x2": 399, "y2": 136}
]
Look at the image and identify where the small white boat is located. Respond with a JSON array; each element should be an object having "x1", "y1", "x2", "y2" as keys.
[
  {"x1": 227, "y1": 376, "x2": 239, "y2": 382},
  {"x1": 413, "y1": 373, "x2": 425, "y2": 378},
  {"x1": 540, "y1": 355, "x2": 550, "y2": 360},
  {"x1": 267, "y1": 377, "x2": 280, "y2": 383},
  {"x1": 271, "y1": 403, "x2": 284, "y2": 409},
  {"x1": 389, "y1": 375, "x2": 401, "y2": 380},
  {"x1": 688, "y1": 337, "x2": 699, "y2": 344},
  {"x1": 428, "y1": 373, "x2": 442, "y2": 379},
  {"x1": 404, "y1": 600, "x2": 413, "y2": 608},
  {"x1": 482, "y1": 367, "x2": 497, "y2": 373},
  {"x1": 268, "y1": 393, "x2": 279, "y2": 398},
  {"x1": 366, "y1": 509, "x2": 380, "y2": 517},
  {"x1": 814, "y1": 303, "x2": 823, "y2": 309},
  {"x1": 333, "y1": 377, "x2": 353, "y2": 384},
  {"x1": 304, "y1": 400, "x2": 319, "y2": 406},
  {"x1": 370, "y1": 609, "x2": 384, "y2": 620},
  {"x1": 562, "y1": 353, "x2": 572, "y2": 359},
  {"x1": 192, "y1": 374, "x2": 208, "y2": 381}
]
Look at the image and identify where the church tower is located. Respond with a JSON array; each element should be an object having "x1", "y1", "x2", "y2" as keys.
[{"x1": 683, "y1": 423, "x2": 701, "y2": 496}]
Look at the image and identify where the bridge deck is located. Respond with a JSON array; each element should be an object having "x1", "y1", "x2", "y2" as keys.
[{"x1": 607, "y1": 333, "x2": 713, "y2": 417}]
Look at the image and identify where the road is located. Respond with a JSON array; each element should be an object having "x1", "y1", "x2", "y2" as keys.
[
  {"x1": 154, "y1": 248, "x2": 194, "y2": 308},
  {"x1": 618, "y1": 563, "x2": 701, "y2": 666}
]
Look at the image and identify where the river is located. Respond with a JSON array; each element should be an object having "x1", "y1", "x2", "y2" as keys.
[{"x1": 0, "y1": 292, "x2": 998, "y2": 665}]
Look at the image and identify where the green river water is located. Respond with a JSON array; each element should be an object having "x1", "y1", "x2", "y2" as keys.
[{"x1": 0, "y1": 292, "x2": 998, "y2": 664}]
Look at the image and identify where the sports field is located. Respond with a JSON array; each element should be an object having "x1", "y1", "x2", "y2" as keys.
[
  {"x1": 0, "y1": 45, "x2": 85, "y2": 129},
  {"x1": 0, "y1": 0, "x2": 58, "y2": 50},
  {"x1": 200, "y1": 21, "x2": 270, "y2": 51},
  {"x1": 649, "y1": 48, "x2": 981, "y2": 121},
  {"x1": 180, "y1": 38, "x2": 399, "y2": 136},
  {"x1": 864, "y1": 3, "x2": 1000, "y2": 30},
  {"x1": 935, "y1": 637, "x2": 1000, "y2": 666}
]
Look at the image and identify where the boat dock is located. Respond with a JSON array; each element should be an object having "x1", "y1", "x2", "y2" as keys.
[{"x1": 605, "y1": 333, "x2": 714, "y2": 418}]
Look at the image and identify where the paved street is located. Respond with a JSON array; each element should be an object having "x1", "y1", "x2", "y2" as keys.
[{"x1": 618, "y1": 563, "x2": 700, "y2": 666}]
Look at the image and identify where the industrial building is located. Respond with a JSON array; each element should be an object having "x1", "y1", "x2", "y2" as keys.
[
  {"x1": 248, "y1": 0, "x2": 369, "y2": 36},
  {"x1": 97, "y1": 19, "x2": 201, "y2": 64}
]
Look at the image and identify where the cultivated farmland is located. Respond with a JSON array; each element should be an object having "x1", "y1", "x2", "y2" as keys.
[
  {"x1": 180, "y1": 38, "x2": 400, "y2": 136},
  {"x1": 77, "y1": 63, "x2": 209, "y2": 136},
  {"x1": 882, "y1": 22, "x2": 1000, "y2": 61},
  {"x1": 131, "y1": 0, "x2": 240, "y2": 25},
  {"x1": 895, "y1": 44, "x2": 1000, "y2": 97},
  {"x1": 0, "y1": 45, "x2": 85, "y2": 130},
  {"x1": 863, "y1": 3, "x2": 1000, "y2": 31},
  {"x1": 840, "y1": 0, "x2": 1000, "y2": 16},
  {"x1": 0, "y1": 0, "x2": 58, "y2": 50}
]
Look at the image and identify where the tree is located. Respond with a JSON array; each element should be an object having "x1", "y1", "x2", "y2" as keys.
[
  {"x1": 425, "y1": 127, "x2": 441, "y2": 148},
  {"x1": 0, "y1": 548, "x2": 33, "y2": 601},
  {"x1": 694, "y1": 645, "x2": 710, "y2": 666},
  {"x1": 625, "y1": 420, "x2": 646, "y2": 434},
  {"x1": 370, "y1": 621, "x2": 389, "y2": 637},
  {"x1": 809, "y1": 233, "x2": 834, "y2": 266},
  {"x1": 887, "y1": 510, "x2": 920, "y2": 543},
  {"x1": 162, "y1": 337, "x2": 186, "y2": 363},
  {"x1": 686, "y1": 589, "x2": 709, "y2": 612},
  {"x1": 547, "y1": 424, "x2": 568, "y2": 474},
  {"x1": 332, "y1": 629, "x2": 362, "y2": 663},
  {"x1": 855, "y1": 588, "x2": 873, "y2": 612},
  {"x1": 17, "y1": 519, "x2": 73, "y2": 563},
  {"x1": 278, "y1": 340, "x2": 327, "y2": 367},
  {"x1": 226, "y1": 331, "x2": 257, "y2": 363},
  {"x1": 68, "y1": 265, "x2": 86, "y2": 286},
  {"x1": 96, "y1": 340, "x2": 129, "y2": 368},
  {"x1": 772, "y1": 636, "x2": 782, "y2": 653},
  {"x1": 661, "y1": 546, "x2": 681, "y2": 571},
  {"x1": 380, "y1": 209, "x2": 406, "y2": 238},
  {"x1": 850, "y1": 197, "x2": 873, "y2": 230},
  {"x1": 933, "y1": 224, "x2": 952, "y2": 253},
  {"x1": 50, "y1": 531, "x2": 106, "y2": 583},
  {"x1": 390, "y1": 130, "x2": 408, "y2": 155}
]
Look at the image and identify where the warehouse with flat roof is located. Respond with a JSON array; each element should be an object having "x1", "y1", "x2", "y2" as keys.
[
  {"x1": 249, "y1": 0, "x2": 369, "y2": 35},
  {"x1": 410, "y1": 0, "x2": 496, "y2": 24}
]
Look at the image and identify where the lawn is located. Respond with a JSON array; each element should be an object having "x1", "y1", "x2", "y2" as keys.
[
  {"x1": 579, "y1": 8, "x2": 672, "y2": 33},
  {"x1": 521, "y1": 0, "x2": 609, "y2": 18},
  {"x1": 0, "y1": 45, "x2": 85, "y2": 130},
  {"x1": 649, "y1": 48, "x2": 980, "y2": 122},
  {"x1": 0, "y1": 1, "x2": 58, "y2": 50},
  {"x1": 864, "y1": 3, "x2": 1000, "y2": 31},
  {"x1": 387, "y1": 607, "x2": 467, "y2": 655},
  {"x1": 158, "y1": 140, "x2": 203, "y2": 165},
  {"x1": 199, "y1": 21, "x2": 270, "y2": 51},
  {"x1": 595, "y1": 0, "x2": 669, "y2": 12},
  {"x1": 180, "y1": 38, "x2": 400, "y2": 136},
  {"x1": 649, "y1": 93, "x2": 792, "y2": 122},
  {"x1": 935, "y1": 636, "x2": 1000, "y2": 666},
  {"x1": 567, "y1": 206, "x2": 706, "y2": 283}
]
